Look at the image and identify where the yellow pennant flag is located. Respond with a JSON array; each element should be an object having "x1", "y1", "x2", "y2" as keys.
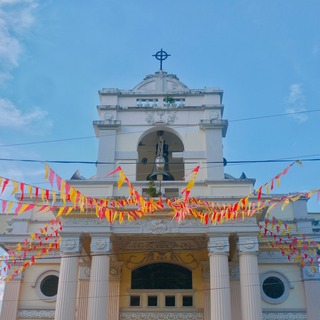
[
  {"x1": 281, "y1": 198, "x2": 290, "y2": 210},
  {"x1": 56, "y1": 207, "x2": 65, "y2": 217},
  {"x1": 44, "y1": 164, "x2": 50, "y2": 179},
  {"x1": 7, "y1": 201, "x2": 14, "y2": 213},
  {"x1": 118, "y1": 171, "x2": 126, "y2": 189},
  {"x1": 65, "y1": 207, "x2": 73, "y2": 215},
  {"x1": 28, "y1": 185, "x2": 33, "y2": 199},
  {"x1": 11, "y1": 181, "x2": 19, "y2": 196},
  {"x1": 69, "y1": 187, "x2": 78, "y2": 206},
  {"x1": 18, "y1": 204, "x2": 30, "y2": 215}
]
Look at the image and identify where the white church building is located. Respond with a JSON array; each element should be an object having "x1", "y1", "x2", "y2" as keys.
[{"x1": 0, "y1": 51, "x2": 319, "y2": 320}]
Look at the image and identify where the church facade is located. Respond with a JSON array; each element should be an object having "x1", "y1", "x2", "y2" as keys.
[{"x1": 0, "y1": 59, "x2": 320, "y2": 320}]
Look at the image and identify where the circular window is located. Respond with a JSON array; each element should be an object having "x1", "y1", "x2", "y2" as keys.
[
  {"x1": 33, "y1": 270, "x2": 59, "y2": 302},
  {"x1": 40, "y1": 275, "x2": 59, "y2": 297},
  {"x1": 260, "y1": 272, "x2": 290, "y2": 304}
]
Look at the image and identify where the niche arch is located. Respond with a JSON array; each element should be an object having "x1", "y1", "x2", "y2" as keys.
[{"x1": 136, "y1": 127, "x2": 185, "y2": 181}]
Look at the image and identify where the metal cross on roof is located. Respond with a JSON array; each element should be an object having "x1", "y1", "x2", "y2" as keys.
[{"x1": 153, "y1": 49, "x2": 171, "y2": 71}]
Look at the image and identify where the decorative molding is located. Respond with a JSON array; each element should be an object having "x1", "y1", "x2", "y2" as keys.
[
  {"x1": 145, "y1": 219, "x2": 172, "y2": 234},
  {"x1": 238, "y1": 236, "x2": 259, "y2": 253},
  {"x1": 145, "y1": 109, "x2": 178, "y2": 125},
  {"x1": 208, "y1": 236, "x2": 229, "y2": 254},
  {"x1": 125, "y1": 251, "x2": 199, "y2": 270},
  {"x1": 120, "y1": 312, "x2": 203, "y2": 320},
  {"x1": 113, "y1": 235, "x2": 207, "y2": 252},
  {"x1": 18, "y1": 309, "x2": 55, "y2": 319},
  {"x1": 90, "y1": 236, "x2": 111, "y2": 253},
  {"x1": 262, "y1": 312, "x2": 307, "y2": 320},
  {"x1": 302, "y1": 266, "x2": 320, "y2": 280},
  {"x1": 63, "y1": 217, "x2": 109, "y2": 226},
  {"x1": 60, "y1": 237, "x2": 81, "y2": 253}
]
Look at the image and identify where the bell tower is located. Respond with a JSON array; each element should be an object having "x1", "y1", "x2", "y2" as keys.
[{"x1": 93, "y1": 50, "x2": 228, "y2": 197}]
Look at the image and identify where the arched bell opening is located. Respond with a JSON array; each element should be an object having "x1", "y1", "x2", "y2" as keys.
[{"x1": 136, "y1": 129, "x2": 184, "y2": 181}]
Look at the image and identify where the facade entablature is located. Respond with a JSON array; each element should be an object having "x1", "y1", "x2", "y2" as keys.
[{"x1": 59, "y1": 215, "x2": 261, "y2": 236}]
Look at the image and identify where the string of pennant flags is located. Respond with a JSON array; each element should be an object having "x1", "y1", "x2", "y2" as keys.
[{"x1": 0, "y1": 160, "x2": 319, "y2": 280}]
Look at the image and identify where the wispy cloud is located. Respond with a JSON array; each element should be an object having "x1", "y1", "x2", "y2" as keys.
[
  {"x1": 0, "y1": 0, "x2": 37, "y2": 75},
  {"x1": 285, "y1": 83, "x2": 308, "y2": 123},
  {"x1": 0, "y1": 98, "x2": 49, "y2": 129}
]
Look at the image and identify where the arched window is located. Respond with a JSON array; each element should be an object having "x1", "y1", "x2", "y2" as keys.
[{"x1": 131, "y1": 263, "x2": 192, "y2": 289}]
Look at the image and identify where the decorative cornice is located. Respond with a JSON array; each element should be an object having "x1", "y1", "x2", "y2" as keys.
[
  {"x1": 18, "y1": 309, "x2": 55, "y2": 319},
  {"x1": 120, "y1": 312, "x2": 203, "y2": 320}
]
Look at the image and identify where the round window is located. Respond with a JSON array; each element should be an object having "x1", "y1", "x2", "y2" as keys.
[
  {"x1": 262, "y1": 276, "x2": 285, "y2": 299},
  {"x1": 40, "y1": 275, "x2": 59, "y2": 297},
  {"x1": 260, "y1": 272, "x2": 290, "y2": 304}
]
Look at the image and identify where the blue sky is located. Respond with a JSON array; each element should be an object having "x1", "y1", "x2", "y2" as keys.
[{"x1": 0, "y1": 0, "x2": 320, "y2": 212}]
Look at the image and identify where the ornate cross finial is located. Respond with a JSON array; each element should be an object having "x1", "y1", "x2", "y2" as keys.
[{"x1": 152, "y1": 49, "x2": 171, "y2": 71}]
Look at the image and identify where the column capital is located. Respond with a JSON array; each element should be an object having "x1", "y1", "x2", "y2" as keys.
[
  {"x1": 238, "y1": 236, "x2": 259, "y2": 253},
  {"x1": 60, "y1": 236, "x2": 81, "y2": 254},
  {"x1": 208, "y1": 235, "x2": 229, "y2": 254},
  {"x1": 302, "y1": 265, "x2": 320, "y2": 280},
  {"x1": 90, "y1": 234, "x2": 111, "y2": 254}
]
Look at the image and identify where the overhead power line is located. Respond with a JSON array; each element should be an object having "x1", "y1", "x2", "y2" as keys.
[{"x1": 1, "y1": 109, "x2": 319, "y2": 148}]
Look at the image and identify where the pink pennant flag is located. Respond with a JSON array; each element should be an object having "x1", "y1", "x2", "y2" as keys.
[
  {"x1": 106, "y1": 166, "x2": 122, "y2": 176},
  {"x1": 56, "y1": 175, "x2": 62, "y2": 191},
  {"x1": 49, "y1": 169, "x2": 55, "y2": 188},
  {"x1": 2, "y1": 200, "x2": 7, "y2": 213}
]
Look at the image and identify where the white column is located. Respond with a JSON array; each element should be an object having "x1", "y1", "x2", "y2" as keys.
[
  {"x1": 238, "y1": 236, "x2": 262, "y2": 320},
  {"x1": 87, "y1": 235, "x2": 111, "y2": 320},
  {"x1": 208, "y1": 236, "x2": 232, "y2": 320},
  {"x1": 55, "y1": 237, "x2": 81, "y2": 320},
  {"x1": 0, "y1": 273, "x2": 22, "y2": 320}
]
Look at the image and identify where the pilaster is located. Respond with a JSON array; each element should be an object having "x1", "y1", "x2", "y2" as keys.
[
  {"x1": 302, "y1": 265, "x2": 320, "y2": 320},
  {"x1": 0, "y1": 272, "x2": 22, "y2": 320},
  {"x1": 200, "y1": 261, "x2": 210, "y2": 320}
]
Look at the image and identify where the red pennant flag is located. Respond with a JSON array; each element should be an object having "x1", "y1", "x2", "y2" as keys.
[
  {"x1": 1, "y1": 179, "x2": 9, "y2": 194},
  {"x1": 19, "y1": 183, "x2": 25, "y2": 201}
]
